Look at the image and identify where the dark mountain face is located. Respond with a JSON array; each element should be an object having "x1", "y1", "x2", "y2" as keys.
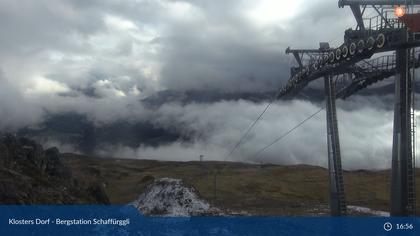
[
  {"x1": 18, "y1": 90, "x2": 280, "y2": 154},
  {"x1": 18, "y1": 113, "x2": 185, "y2": 155},
  {"x1": 141, "y1": 90, "x2": 277, "y2": 108},
  {"x1": 142, "y1": 80, "x2": 420, "y2": 108}
]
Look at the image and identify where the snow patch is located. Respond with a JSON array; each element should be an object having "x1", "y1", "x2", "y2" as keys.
[
  {"x1": 347, "y1": 205, "x2": 390, "y2": 216},
  {"x1": 133, "y1": 178, "x2": 220, "y2": 216}
]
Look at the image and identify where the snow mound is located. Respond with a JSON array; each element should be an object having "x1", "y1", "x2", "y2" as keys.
[{"x1": 133, "y1": 178, "x2": 220, "y2": 216}]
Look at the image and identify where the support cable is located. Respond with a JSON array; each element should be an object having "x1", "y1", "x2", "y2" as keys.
[
  {"x1": 250, "y1": 106, "x2": 325, "y2": 160},
  {"x1": 223, "y1": 99, "x2": 275, "y2": 161}
]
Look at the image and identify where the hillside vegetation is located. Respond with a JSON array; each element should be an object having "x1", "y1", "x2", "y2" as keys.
[{"x1": 63, "y1": 153, "x2": 420, "y2": 216}]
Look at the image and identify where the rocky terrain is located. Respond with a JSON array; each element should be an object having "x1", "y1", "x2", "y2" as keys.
[{"x1": 0, "y1": 134, "x2": 109, "y2": 204}]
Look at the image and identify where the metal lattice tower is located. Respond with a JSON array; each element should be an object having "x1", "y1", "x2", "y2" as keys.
[
  {"x1": 325, "y1": 75, "x2": 347, "y2": 216},
  {"x1": 285, "y1": 45, "x2": 347, "y2": 215},
  {"x1": 410, "y1": 48, "x2": 417, "y2": 216},
  {"x1": 280, "y1": 0, "x2": 420, "y2": 216}
]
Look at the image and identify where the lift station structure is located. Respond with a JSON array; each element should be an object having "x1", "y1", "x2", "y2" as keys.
[{"x1": 279, "y1": 0, "x2": 420, "y2": 216}]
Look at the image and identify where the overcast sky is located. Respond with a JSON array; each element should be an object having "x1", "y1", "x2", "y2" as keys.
[
  {"x1": 0, "y1": 0, "x2": 359, "y2": 130},
  {"x1": 0, "y1": 0, "x2": 356, "y2": 97},
  {"x1": 1, "y1": 0, "x2": 417, "y2": 169}
]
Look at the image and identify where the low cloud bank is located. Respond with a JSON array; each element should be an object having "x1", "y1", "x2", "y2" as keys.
[
  {"x1": 95, "y1": 97, "x2": 413, "y2": 170},
  {"x1": 1, "y1": 70, "x2": 417, "y2": 170}
]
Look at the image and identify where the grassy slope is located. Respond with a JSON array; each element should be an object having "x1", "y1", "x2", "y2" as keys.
[{"x1": 63, "y1": 153, "x2": 420, "y2": 216}]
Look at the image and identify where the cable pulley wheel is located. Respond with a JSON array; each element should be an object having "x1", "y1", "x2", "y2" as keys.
[
  {"x1": 318, "y1": 59, "x2": 324, "y2": 68},
  {"x1": 367, "y1": 37, "x2": 375, "y2": 50},
  {"x1": 335, "y1": 48, "x2": 342, "y2": 61},
  {"x1": 376, "y1": 33, "x2": 385, "y2": 49},
  {"x1": 329, "y1": 52, "x2": 335, "y2": 63},
  {"x1": 357, "y1": 40, "x2": 365, "y2": 53},
  {"x1": 349, "y1": 42, "x2": 356, "y2": 55},
  {"x1": 341, "y1": 45, "x2": 349, "y2": 58},
  {"x1": 322, "y1": 55, "x2": 329, "y2": 65}
]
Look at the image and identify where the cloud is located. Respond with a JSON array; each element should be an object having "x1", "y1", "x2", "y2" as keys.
[
  {"x1": 0, "y1": 0, "x2": 358, "y2": 101},
  {"x1": 93, "y1": 96, "x2": 418, "y2": 170},
  {"x1": 0, "y1": 71, "x2": 45, "y2": 130},
  {"x1": 0, "y1": 0, "x2": 342, "y2": 128},
  {"x1": 25, "y1": 76, "x2": 71, "y2": 95}
]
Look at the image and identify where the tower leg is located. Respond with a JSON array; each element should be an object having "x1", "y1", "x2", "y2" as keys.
[
  {"x1": 391, "y1": 35, "x2": 415, "y2": 216},
  {"x1": 324, "y1": 76, "x2": 347, "y2": 216}
]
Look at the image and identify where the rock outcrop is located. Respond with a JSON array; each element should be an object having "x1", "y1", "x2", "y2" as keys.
[{"x1": 0, "y1": 133, "x2": 109, "y2": 204}]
